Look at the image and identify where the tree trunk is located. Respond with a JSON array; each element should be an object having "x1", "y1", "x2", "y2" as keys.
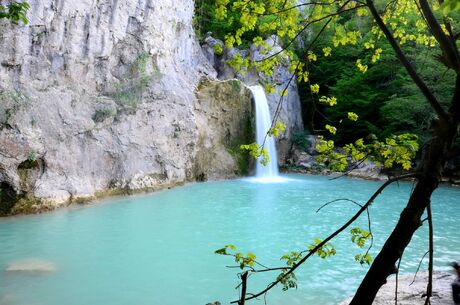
[{"x1": 350, "y1": 79, "x2": 460, "y2": 304}]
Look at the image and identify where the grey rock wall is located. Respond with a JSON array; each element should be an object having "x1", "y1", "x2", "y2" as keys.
[
  {"x1": 202, "y1": 34, "x2": 304, "y2": 165},
  {"x1": 0, "y1": 0, "x2": 257, "y2": 214}
]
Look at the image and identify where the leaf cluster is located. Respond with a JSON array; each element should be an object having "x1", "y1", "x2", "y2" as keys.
[
  {"x1": 0, "y1": 1, "x2": 30, "y2": 24},
  {"x1": 214, "y1": 244, "x2": 257, "y2": 269}
]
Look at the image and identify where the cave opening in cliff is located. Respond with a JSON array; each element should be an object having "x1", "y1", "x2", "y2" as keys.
[{"x1": 0, "y1": 181, "x2": 18, "y2": 215}]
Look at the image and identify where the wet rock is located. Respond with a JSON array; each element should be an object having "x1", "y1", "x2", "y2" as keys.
[
  {"x1": 348, "y1": 160, "x2": 384, "y2": 180},
  {"x1": 5, "y1": 259, "x2": 57, "y2": 273}
]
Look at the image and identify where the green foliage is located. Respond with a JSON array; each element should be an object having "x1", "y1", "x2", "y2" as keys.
[
  {"x1": 27, "y1": 151, "x2": 36, "y2": 162},
  {"x1": 213, "y1": 43, "x2": 224, "y2": 56},
  {"x1": 350, "y1": 227, "x2": 372, "y2": 248},
  {"x1": 240, "y1": 143, "x2": 269, "y2": 166},
  {"x1": 229, "y1": 79, "x2": 241, "y2": 91},
  {"x1": 194, "y1": 0, "x2": 299, "y2": 48},
  {"x1": 0, "y1": 1, "x2": 30, "y2": 24},
  {"x1": 301, "y1": 11, "x2": 456, "y2": 146},
  {"x1": 214, "y1": 245, "x2": 257, "y2": 269},
  {"x1": 268, "y1": 121, "x2": 286, "y2": 137},
  {"x1": 315, "y1": 133, "x2": 419, "y2": 172},
  {"x1": 354, "y1": 253, "x2": 373, "y2": 265},
  {"x1": 207, "y1": 0, "x2": 460, "y2": 302},
  {"x1": 280, "y1": 251, "x2": 302, "y2": 266},
  {"x1": 308, "y1": 239, "x2": 337, "y2": 259},
  {"x1": 441, "y1": 0, "x2": 460, "y2": 13},
  {"x1": 214, "y1": 244, "x2": 237, "y2": 255},
  {"x1": 292, "y1": 130, "x2": 311, "y2": 150},
  {"x1": 93, "y1": 108, "x2": 117, "y2": 123},
  {"x1": 112, "y1": 53, "x2": 157, "y2": 113},
  {"x1": 239, "y1": 121, "x2": 285, "y2": 167},
  {"x1": 277, "y1": 269, "x2": 298, "y2": 291},
  {"x1": 350, "y1": 227, "x2": 373, "y2": 265}
]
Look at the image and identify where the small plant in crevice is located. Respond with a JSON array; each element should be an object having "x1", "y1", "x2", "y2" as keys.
[
  {"x1": 229, "y1": 79, "x2": 241, "y2": 92},
  {"x1": 27, "y1": 151, "x2": 36, "y2": 162},
  {"x1": 111, "y1": 52, "x2": 162, "y2": 114},
  {"x1": 92, "y1": 108, "x2": 117, "y2": 123}
]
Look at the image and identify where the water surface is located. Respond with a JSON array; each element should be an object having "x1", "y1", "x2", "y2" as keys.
[{"x1": 0, "y1": 174, "x2": 458, "y2": 305}]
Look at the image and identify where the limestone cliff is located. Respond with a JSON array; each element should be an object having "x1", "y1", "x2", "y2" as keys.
[
  {"x1": 201, "y1": 35, "x2": 304, "y2": 164},
  {"x1": 0, "y1": 0, "x2": 301, "y2": 215},
  {"x1": 0, "y1": 0, "x2": 252, "y2": 214}
]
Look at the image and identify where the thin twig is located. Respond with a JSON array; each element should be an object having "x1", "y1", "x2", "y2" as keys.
[
  {"x1": 363, "y1": 207, "x2": 374, "y2": 259},
  {"x1": 410, "y1": 251, "x2": 429, "y2": 286},
  {"x1": 231, "y1": 173, "x2": 419, "y2": 304},
  {"x1": 395, "y1": 250, "x2": 405, "y2": 305},
  {"x1": 424, "y1": 203, "x2": 434, "y2": 305},
  {"x1": 258, "y1": 0, "x2": 338, "y2": 16},
  {"x1": 316, "y1": 198, "x2": 363, "y2": 213}
]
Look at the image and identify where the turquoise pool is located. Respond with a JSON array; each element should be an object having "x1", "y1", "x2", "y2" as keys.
[{"x1": 0, "y1": 174, "x2": 458, "y2": 305}]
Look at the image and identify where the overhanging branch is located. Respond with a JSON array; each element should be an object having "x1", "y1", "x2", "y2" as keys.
[
  {"x1": 366, "y1": 0, "x2": 449, "y2": 122},
  {"x1": 231, "y1": 173, "x2": 419, "y2": 304},
  {"x1": 418, "y1": 0, "x2": 460, "y2": 71}
]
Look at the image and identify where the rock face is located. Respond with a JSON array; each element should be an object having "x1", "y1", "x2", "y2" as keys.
[
  {"x1": 339, "y1": 271, "x2": 456, "y2": 305},
  {"x1": 195, "y1": 80, "x2": 255, "y2": 178},
  {"x1": 0, "y1": 0, "x2": 262, "y2": 214},
  {"x1": 202, "y1": 34, "x2": 304, "y2": 165}
]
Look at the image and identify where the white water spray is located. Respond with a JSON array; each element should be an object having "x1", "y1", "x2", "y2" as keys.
[{"x1": 248, "y1": 85, "x2": 282, "y2": 182}]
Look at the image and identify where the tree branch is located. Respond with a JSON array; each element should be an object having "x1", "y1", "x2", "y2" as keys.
[
  {"x1": 410, "y1": 251, "x2": 430, "y2": 286},
  {"x1": 255, "y1": 2, "x2": 363, "y2": 62},
  {"x1": 316, "y1": 198, "x2": 363, "y2": 213},
  {"x1": 366, "y1": 0, "x2": 449, "y2": 122},
  {"x1": 418, "y1": 0, "x2": 460, "y2": 71},
  {"x1": 231, "y1": 173, "x2": 419, "y2": 304},
  {"x1": 258, "y1": 0, "x2": 340, "y2": 16},
  {"x1": 238, "y1": 271, "x2": 248, "y2": 305},
  {"x1": 424, "y1": 203, "x2": 434, "y2": 305}
]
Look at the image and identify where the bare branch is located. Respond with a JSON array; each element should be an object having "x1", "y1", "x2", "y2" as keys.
[
  {"x1": 316, "y1": 198, "x2": 363, "y2": 213},
  {"x1": 231, "y1": 173, "x2": 419, "y2": 304},
  {"x1": 410, "y1": 251, "x2": 430, "y2": 286},
  {"x1": 363, "y1": 207, "x2": 374, "y2": 259},
  {"x1": 424, "y1": 203, "x2": 434, "y2": 305},
  {"x1": 395, "y1": 252, "x2": 405, "y2": 305},
  {"x1": 258, "y1": 0, "x2": 340, "y2": 16},
  {"x1": 238, "y1": 271, "x2": 248, "y2": 305}
]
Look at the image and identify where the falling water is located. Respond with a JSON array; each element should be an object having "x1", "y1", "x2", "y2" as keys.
[{"x1": 248, "y1": 85, "x2": 280, "y2": 181}]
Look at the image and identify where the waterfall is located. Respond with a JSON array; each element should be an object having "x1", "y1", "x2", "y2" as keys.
[{"x1": 248, "y1": 85, "x2": 280, "y2": 180}]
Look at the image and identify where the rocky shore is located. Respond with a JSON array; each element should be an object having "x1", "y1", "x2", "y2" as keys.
[
  {"x1": 339, "y1": 271, "x2": 457, "y2": 305},
  {"x1": 285, "y1": 136, "x2": 460, "y2": 185}
]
